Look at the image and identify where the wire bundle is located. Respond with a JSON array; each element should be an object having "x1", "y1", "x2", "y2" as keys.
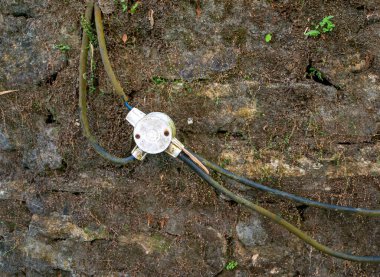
[
  {"x1": 179, "y1": 152, "x2": 380, "y2": 263},
  {"x1": 79, "y1": 1, "x2": 134, "y2": 164},
  {"x1": 79, "y1": 1, "x2": 380, "y2": 263}
]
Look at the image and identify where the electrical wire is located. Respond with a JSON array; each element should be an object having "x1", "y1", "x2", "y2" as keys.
[
  {"x1": 189, "y1": 151, "x2": 380, "y2": 216},
  {"x1": 94, "y1": 3, "x2": 128, "y2": 103},
  {"x1": 178, "y1": 152, "x2": 380, "y2": 263},
  {"x1": 82, "y1": 2, "x2": 380, "y2": 262},
  {"x1": 79, "y1": 1, "x2": 135, "y2": 165},
  {"x1": 124, "y1": 101, "x2": 133, "y2": 111},
  {"x1": 94, "y1": 3, "x2": 134, "y2": 110}
]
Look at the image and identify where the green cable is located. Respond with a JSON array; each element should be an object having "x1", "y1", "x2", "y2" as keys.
[
  {"x1": 84, "y1": 3, "x2": 379, "y2": 262},
  {"x1": 94, "y1": 3, "x2": 128, "y2": 103},
  {"x1": 178, "y1": 152, "x2": 380, "y2": 263},
  {"x1": 79, "y1": 1, "x2": 134, "y2": 165},
  {"x1": 190, "y1": 152, "x2": 380, "y2": 216}
]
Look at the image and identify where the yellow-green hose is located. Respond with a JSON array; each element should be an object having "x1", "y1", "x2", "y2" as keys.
[
  {"x1": 79, "y1": 1, "x2": 134, "y2": 164},
  {"x1": 94, "y1": 3, "x2": 128, "y2": 103},
  {"x1": 82, "y1": 2, "x2": 380, "y2": 262},
  {"x1": 191, "y1": 152, "x2": 380, "y2": 216},
  {"x1": 179, "y1": 152, "x2": 380, "y2": 263}
]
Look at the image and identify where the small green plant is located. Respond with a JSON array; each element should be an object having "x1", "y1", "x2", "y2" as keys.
[
  {"x1": 304, "y1": 30, "x2": 320, "y2": 37},
  {"x1": 152, "y1": 76, "x2": 167, "y2": 85},
  {"x1": 319, "y1": 16, "x2": 335, "y2": 32},
  {"x1": 80, "y1": 15, "x2": 98, "y2": 93},
  {"x1": 307, "y1": 67, "x2": 323, "y2": 81},
  {"x1": 81, "y1": 16, "x2": 97, "y2": 46},
  {"x1": 265, "y1": 33, "x2": 272, "y2": 43},
  {"x1": 120, "y1": 0, "x2": 128, "y2": 12},
  {"x1": 305, "y1": 16, "x2": 335, "y2": 37},
  {"x1": 130, "y1": 1, "x2": 140, "y2": 14},
  {"x1": 53, "y1": 43, "x2": 70, "y2": 52},
  {"x1": 88, "y1": 44, "x2": 97, "y2": 94},
  {"x1": 226, "y1": 260, "x2": 238, "y2": 270},
  {"x1": 283, "y1": 133, "x2": 291, "y2": 146},
  {"x1": 184, "y1": 83, "x2": 193, "y2": 93},
  {"x1": 220, "y1": 158, "x2": 231, "y2": 168}
]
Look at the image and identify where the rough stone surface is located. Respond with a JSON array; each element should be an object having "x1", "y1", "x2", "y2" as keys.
[
  {"x1": 0, "y1": 130, "x2": 12, "y2": 151},
  {"x1": 98, "y1": 0, "x2": 115, "y2": 15},
  {"x1": 0, "y1": 0, "x2": 380, "y2": 276},
  {"x1": 22, "y1": 127, "x2": 63, "y2": 171},
  {"x1": 0, "y1": 180, "x2": 27, "y2": 201},
  {"x1": 197, "y1": 225, "x2": 227, "y2": 274},
  {"x1": 0, "y1": 0, "x2": 77, "y2": 89},
  {"x1": 28, "y1": 213, "x2": 110, "y2": 241},
  {"x1": 177, "y1": 48, "x2": 238, "y2": 81},
  {"x1": 162, "y1": 209, "x2": 186, "y2": 236},
  {"x1": 236, "y1": 216, "x2": 268, "y2": 247},
  {"x1": 25, "y1": 195, "x2": 45, "y2": 215}
]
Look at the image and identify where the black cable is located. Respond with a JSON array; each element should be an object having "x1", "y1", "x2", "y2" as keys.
[
  {"x1": 89, "y1": 141, "x2": 135, "y2": 164},
  {"x1": 189, "y1": 151, "x2": 380, "y2": 216},
  {"x1": 178, "y1": 152, "x2": 380, "y2": 263},
  {"x1": 82, "y1": 3, "x2": 379, "y2": 261}
]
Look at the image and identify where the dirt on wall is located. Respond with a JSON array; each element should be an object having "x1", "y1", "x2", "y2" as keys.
[{"x1": 0, "y1": 0, "x2": 380, "y2": 276}]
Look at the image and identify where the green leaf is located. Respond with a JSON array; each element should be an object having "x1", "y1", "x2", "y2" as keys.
[
  {"x1": 265, "y1": 33, "x2": 272, "y2": 43},
  {"x1": 53, "y1": 44, "x2": 70, "y2": 52},
  {"x1": 319, "y1": 16, "x2": 335, "y2": 33},
  {"x1": 304, "y1": 30, "x2": 320, "y2": 37},
  {"x1": 120, "y1": 0, "x2": 128, "y2": 13},
  {"x1": 304, "y1": 15, "x2": 335, "y2": 37},
  {"x1": 130, "y1": 1, "x2": 140, "y2": 14},
  {"x1": 321, "y1": 15, "x2": 334, "y2": 24},
  {"x1": 226, "y1": 261, "x2": 238, "y2": 270},
  {"x1": 152, "y1": 76, "x2": 166, "y2": 85},
  {"x1": 308, "y1": 67, "x2": 324, "y2": 81}
]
